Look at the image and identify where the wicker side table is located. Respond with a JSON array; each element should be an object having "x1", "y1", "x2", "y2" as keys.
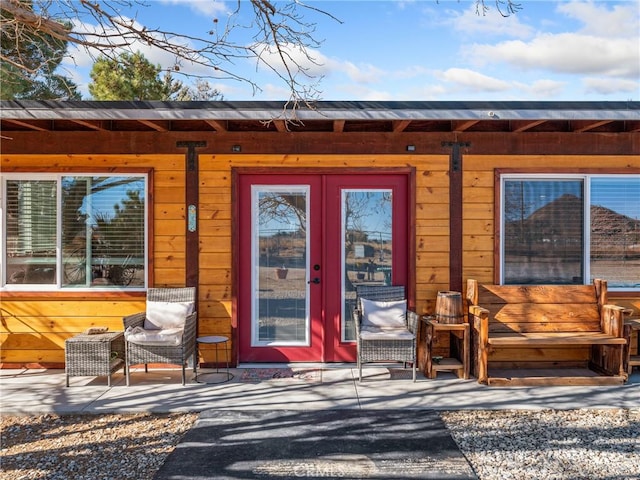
[{"x1": 65, "y1": 331, "x2": 125, "y2": 387}]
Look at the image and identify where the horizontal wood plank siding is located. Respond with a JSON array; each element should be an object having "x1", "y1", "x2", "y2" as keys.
[{"x1": 2, "y1": 151, "x2": 639, "y2": 366}]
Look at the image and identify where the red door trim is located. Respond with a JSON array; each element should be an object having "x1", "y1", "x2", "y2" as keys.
[{"x1": 231, "y1": 167, "x2": 416, "y2": 364}]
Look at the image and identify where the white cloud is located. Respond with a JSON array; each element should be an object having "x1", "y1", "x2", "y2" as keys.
[
  {"x1": 159, "y1": 0, "x2": 228, "y2": 17},
  {"x1": 339, "y1": 61, "x2": 386, "y2": 84},
  {"x1": 468, "y1": 33, "x2": 639, "y2": 79},
  {"x1": 435, "y1": 68, "x2": 512, "y2": 92},
  {"x1": 557, "y1": 0, "x2": 639, "y2": 37},
  {"x1": 252, "y1": 43, "x2": 332, "y2": 80},
  {"x1": 331, "y1": 84, "x2": 395, "y2": 101},
  {"x1": 444, "y1": 2, "x2": 536, "y2": 39},
  {"x1": 583, "y1": 77, "x2": 640, "y2": 95},
  {"x1": 462, "y1": 1, "x2": 640, "y2": 86},
  {"x1": 517, "y1": 79, "x2": 567, "y2": 98}
]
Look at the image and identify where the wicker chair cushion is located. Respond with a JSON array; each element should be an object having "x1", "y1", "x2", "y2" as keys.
[
  {"x1": 359, "y1": 326, "x2": 414, "y2": 340},
  {"x1": 144, "y1": 301, "x2": 194, "y2": 330},
  {"x1": 125, "y1": 326, "x2": 183, "y2": 346},
  {"x1": 360, "y1": 298, "x2": 406, "y2": 328}
]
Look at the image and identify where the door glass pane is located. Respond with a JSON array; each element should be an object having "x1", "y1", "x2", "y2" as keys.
[
  {"x1": 503, "y1": 179, "x2": 584, "y2": 284},
  {"x1": 342, "y1": 190, "x2": 393, "y2": 341},
  {"x1": 590, "y1": 176, "x2": 640, "y2": 289},
  {"x1": 253, "y1": 186, "x2": 309, "y2": 345}
]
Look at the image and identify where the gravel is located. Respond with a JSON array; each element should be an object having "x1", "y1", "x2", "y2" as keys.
[
  {"x1": 442, "y1": 409, "x2": 640, "y2": 480},
  {"x1": 0, "y1": 413, "x2": 197, "y2": 480},
  {"x1": 1, "y1": 409, "x2": 638, "y2": 480}
]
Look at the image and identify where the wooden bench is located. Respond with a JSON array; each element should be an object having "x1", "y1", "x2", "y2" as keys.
[{"x1": 466, "y1": 279, "x2": 627, "y2": 386}]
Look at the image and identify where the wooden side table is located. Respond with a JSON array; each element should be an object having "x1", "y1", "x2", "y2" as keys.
[
  {"x1": 623, "y1": 318, "x2": 640, "y2": 376},
  {"x1": 423, "y1": 317, "x2": 469, "y2": 379},
  {"x1": 65, "y1": 331, "x2": 125, "y2": 387}
]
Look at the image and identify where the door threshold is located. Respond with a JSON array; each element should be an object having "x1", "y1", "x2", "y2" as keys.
[{"x1": 238, "y1": 362, "x2": 356, "y2": 369}]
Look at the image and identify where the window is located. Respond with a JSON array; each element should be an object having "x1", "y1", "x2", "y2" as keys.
[
  {"x1": 501, "y1": 174, "x2": 640, "y2": 290},
  {"x1": 2, "y1": 173, "x2": 148, "y2": 290}
]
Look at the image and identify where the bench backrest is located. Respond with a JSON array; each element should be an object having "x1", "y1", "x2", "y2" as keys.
[{"x1": 466, "y1": 279, "x2": 607, "y2": 334}]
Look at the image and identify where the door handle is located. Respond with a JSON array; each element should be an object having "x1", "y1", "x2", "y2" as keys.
[{"x1": 308, "y1": 277, "x2": 320, "y2": 284}]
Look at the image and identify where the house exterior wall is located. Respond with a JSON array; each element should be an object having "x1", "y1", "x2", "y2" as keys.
[{"x1": 1, "y1": 151, "x2": 639, "y2": 367}]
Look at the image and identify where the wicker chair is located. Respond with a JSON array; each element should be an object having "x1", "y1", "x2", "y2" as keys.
[
  {"x1": 353, "y1": 285, "x2": 418, "y2": 382},
  {"x1": 123, "y1": 287, "x2": 197, "y2": 386}
]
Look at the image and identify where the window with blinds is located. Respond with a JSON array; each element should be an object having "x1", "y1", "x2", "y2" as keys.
[
  {"x1": 2, "y1": 174, "x2": 147, "y2": 290},
  {"x1": 501, "y1": 174, "x2": 640, "y2": 290},
  {"x1": 590, "y1": 177, "x2": 640, "y2": 289}
]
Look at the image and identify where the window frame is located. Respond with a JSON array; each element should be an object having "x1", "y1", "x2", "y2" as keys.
[
  {"x1": 497, "y1": 169, "x2": 640, "y2": 292},
  {"x1": 1, "y1": 169, "x2": 152, "y2": 293}
]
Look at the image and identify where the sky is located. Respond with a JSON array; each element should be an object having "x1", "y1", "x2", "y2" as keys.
[{"x1": 63, "y1": 0, "x2": 640, "y2": 101}]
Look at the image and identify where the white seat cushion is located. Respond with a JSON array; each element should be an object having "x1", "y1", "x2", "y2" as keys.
[
  {"x1": 125, "y1": 326, "x2": 183, "y2": 346},
  {"x1": 144, "y1": 301, "x2": 194, "y2": 330},
  {"x1": 359, "y1": 326, "x2": 414, "y2": 340},
  {"x1": 360, "y1": 298, "x2": 407, "y2": 328}
]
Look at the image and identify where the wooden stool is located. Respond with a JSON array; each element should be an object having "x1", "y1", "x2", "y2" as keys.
[{"x1": 423, "y1": 317, "x2": 469, "y2": 379}]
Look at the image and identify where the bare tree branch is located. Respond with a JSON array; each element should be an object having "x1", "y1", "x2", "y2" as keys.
[{"x1": 1, "y1": 0, "x2": 341, "y2": 107}]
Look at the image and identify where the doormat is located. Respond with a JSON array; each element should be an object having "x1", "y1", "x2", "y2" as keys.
[
  {"x1": 239, "y1": 368, "x2": 322, "y2": 383},
  {"x1": 156, "y1": 410, "x2": 476, "y2": 480}
]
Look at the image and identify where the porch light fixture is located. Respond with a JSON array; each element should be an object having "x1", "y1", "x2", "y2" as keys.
[
  {"x1": 231, "y1": 145, "x2": 242, "y2": 152},
  {"x1": 406, "y1": 145, "x2": 416, "y2": 152}
]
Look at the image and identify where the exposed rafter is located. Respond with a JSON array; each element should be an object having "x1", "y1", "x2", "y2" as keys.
[
  {"x1": 70, "y1": 119, "x2": 106, "y2": 131},
  {"x1": 452, "y1": 120, "x2": 480, "y2": 132},
  {"x1": 572, "y1": 120, "x2": 614, "y2": 133},
  {"x1": 138, "y1": 120, "x2": 170, "y2": 132},
  {"x1": 392, "y1": 120, "x2": 412, "y2": 133},
  {"x1": 204, "y1": 120, "x2": 227, "y2": 132},
  {"x1": 511, "y1": 120, "x2": 547, "y2": 133}
]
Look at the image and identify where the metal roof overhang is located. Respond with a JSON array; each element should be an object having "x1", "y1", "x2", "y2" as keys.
[{"x1": 1, "y1": 100, "x2": 639, "y2": 133}]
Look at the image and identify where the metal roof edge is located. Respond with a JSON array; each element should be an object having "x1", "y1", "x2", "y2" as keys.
[{"x1": 1, "y1": 100, "x2": 638, "y2": 121}]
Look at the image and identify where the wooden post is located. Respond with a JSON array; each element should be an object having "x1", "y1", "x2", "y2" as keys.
[
  {"x1": 442, "y1": 141, "x2": 469, "y2": 292},
  {"x1": 177, "y1": 141, "x2": 206, "y2": 290}
]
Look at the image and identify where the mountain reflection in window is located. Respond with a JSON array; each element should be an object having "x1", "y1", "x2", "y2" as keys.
[
  {"x1": 503, "y1": 177, "x2": 640, "y2": 289},
  {"x1": 504, "y1": 180, "x2": 584, "y2": 284}
]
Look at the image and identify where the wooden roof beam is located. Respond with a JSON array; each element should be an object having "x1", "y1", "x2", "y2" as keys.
[
  {"x1": 392, "y1": 120, "x2": 412, "y2": 132},
  {"x1": 333, "y1": 120, "x2": 345, "y2": 132},
  {"x1": 138, "y1": 120, "x2": 170, "y2": 132},
  {"x1": 70, "y1": 119, "x2": 107, "y2": 131},
  {"x1": 2, "y1": 118, "x2": 51, "y2": 131},
  {"x1": 452, "y1": 120, "x2": 479, "y2": 132},
  {"x1": 204, "y1": 119, "x2": 227, "y2": 131},
  {"x1": 626, "y1": 121, "x2": 640, "y2": 132},
  {"x1": 572, "y1": 120, "x2": 614, "y2": 132},
  {"x1": 511, "y1": 120, "x2": 547, "y2": 132},
  {"x1": 273, "y1": 119, "x2": 288, "y2": 132}
]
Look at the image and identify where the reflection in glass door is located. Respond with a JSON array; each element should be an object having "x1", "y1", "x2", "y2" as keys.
[
  {"x1": 252, "y1": 186, "x2": 310, "y2": 346},
  {"x1": 341, "y1": 190, "x2": 393, "y2": 342}
]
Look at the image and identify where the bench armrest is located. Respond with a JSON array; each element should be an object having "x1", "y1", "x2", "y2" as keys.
[
  {"x1": 468, "y1": 305, "x2": 490, "y2": 384},
  {"x1": 468, "y1": 305, "x2": 489, "y2": 334},
  {"x1": 601, "y1": 304, "x2": 625, "y2": 337}
]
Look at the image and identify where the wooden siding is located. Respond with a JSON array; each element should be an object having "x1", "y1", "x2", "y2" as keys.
[{"x1": 2, "y1": 152, "x2": 639, "y2": 366}]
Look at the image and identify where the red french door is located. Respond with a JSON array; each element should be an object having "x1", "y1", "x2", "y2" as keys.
[{"x1": 237, "y1": 172, "x2": 409, "y2": 363}]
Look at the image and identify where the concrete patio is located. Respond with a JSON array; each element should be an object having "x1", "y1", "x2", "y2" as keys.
[{"x1": 2, "y1": 365, "x2": 639, "y2": 414}]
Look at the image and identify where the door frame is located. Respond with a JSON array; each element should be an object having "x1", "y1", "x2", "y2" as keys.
[{"x1": 231, "y1": 166, "x2": 416, "y2": 365}]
